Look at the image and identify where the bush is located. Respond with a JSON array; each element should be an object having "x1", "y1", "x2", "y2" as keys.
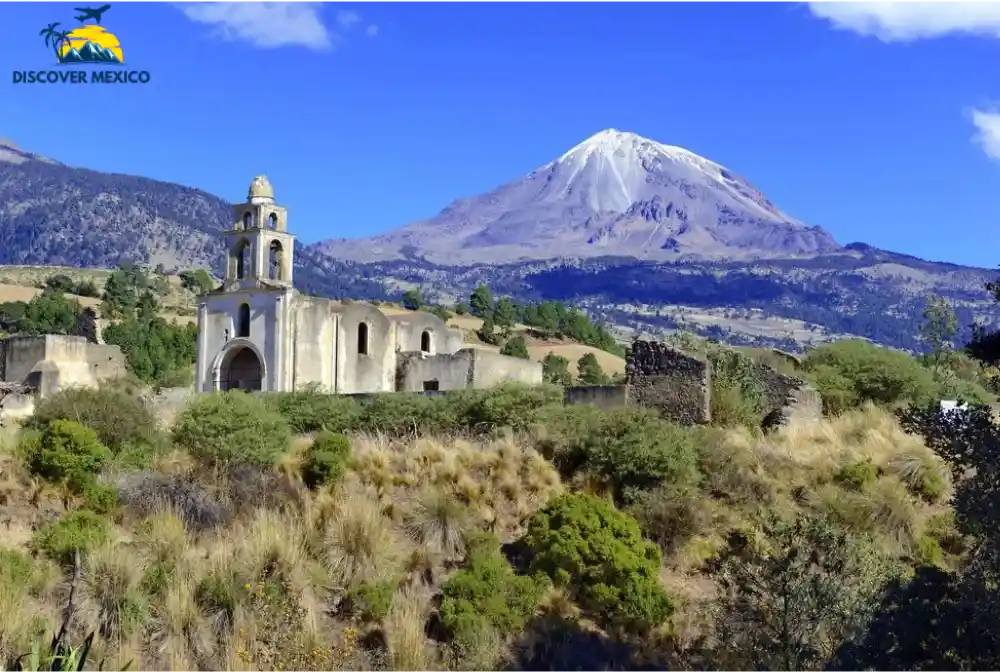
[
  {"x1": 709, "y1": 350, "x2": 768, "y2": 430},
  {"x1": 115, "y1": 471, "x2": 230, "y2": 532},
  {"x1": 534, "y1": 406, "x2": 699, "y2": 499},
  {"x1": 265, "y1": 389, "x2": 361, "y2": 433},
  {"x1": 32, "y1": 510, "x2": 111, "y2": 565},
  {"x1": 356, "y1": 384, "x2": 563, "y2": 437},
  {"x1": 458, "y1": 383, "x2": 563, "y2": 433},
  {"x1": 834, "y1": 459, "x2": 880, "y2": 492},
  {"x1": 628, "y1": 483, "x2": 706, "y2": 556},
  {"x1": 342, "y1": 579, "x2": 395, "y2": 622},
  {"x1": 523, "y1": 494, "x2": 673, "y2": 635},
  {"x1": 171, "y1": 392, "x2": 291, "y2": 468},
  {"x1": 0, "y1": 547, "x2": 34, "y2": 587},
  {"x1": 302, "y1": 432, "x2": 351, "y2": 489},
  {"x1": 359, "y1": 393, "x2": 449, "y2": 436},
  {"x1": 24, "y1": 420, "x2": 110, "y2": 494},
  {"x1": 541, "y1": 353, "x2": 573, "y2": 387},
  {"x1": 440, "y1": 532, "x2": 548, "y2": 646},
  {"x1": 500, "y1": 335, "x2": 530, "y2": 360},
  {"x1": 26, "y1": 386, "x2": 160, "y2": 454},
  {"x1": 803, "y1": 340, "x2": 939, "y2": 412}
]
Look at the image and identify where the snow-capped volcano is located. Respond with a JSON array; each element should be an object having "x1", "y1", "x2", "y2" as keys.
[{"x1": 314, "y1": 129, "x2": 840, "y2": 265}]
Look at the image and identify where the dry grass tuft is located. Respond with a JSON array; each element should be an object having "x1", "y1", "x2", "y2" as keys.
[
  {"x1": 348, "y1": 433, "x2": 562, "y2": 543},
  {"x1": 323, "y1": 485, "x2": 409, "y2": 588},
  {"x1": 384, "y1": 583, "x2": 435, "y2": 671}
]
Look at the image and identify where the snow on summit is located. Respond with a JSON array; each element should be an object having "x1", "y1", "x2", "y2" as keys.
[{"x1": 314, "y1": 129, "x2": 839, "y2": 265}]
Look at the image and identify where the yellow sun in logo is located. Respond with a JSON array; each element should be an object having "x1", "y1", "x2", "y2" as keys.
[{"x1": 58, "y1": 25, "x2": 123, "y2": 63}]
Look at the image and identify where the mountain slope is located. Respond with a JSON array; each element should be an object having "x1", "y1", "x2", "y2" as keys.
[
  {"x1": 0, "y1": 146, "x2": 389, "y2": 300},
  {"x1": 313, "y1": 129, "x2": 841, "y2": 265}
]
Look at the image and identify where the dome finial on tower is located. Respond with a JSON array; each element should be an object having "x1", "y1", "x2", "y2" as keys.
[{"x1": 248, "y1": 175, "x2": 274, "y2": 203}]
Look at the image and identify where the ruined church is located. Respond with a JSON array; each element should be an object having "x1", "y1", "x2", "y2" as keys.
[{"x1": 194, "y1": 176, "x2": 542, "y2": 394}]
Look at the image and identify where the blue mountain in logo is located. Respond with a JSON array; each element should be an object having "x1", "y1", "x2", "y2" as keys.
[{"x1": 60, "y1": 41, "x2": 120, "y2": 64}]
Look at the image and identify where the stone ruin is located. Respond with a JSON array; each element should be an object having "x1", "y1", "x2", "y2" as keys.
[{"x1": 564, "y1": 339, "x2": 822, "y2": 427}]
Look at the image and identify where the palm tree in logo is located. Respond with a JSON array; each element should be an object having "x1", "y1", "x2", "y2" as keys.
[
  {"x1": 53, "y1": 29, "x2": 74, "y2": 62},
  {"x1": 39, "y1": 22, "x2": 66, "y2": 62}
]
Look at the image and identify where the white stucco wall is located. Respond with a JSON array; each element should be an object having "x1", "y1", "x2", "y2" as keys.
[{"x1": 196, "y1": 288, "x2": 293, "y2": 392}]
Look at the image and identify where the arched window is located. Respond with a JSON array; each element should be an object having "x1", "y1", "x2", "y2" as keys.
[
  {"x1": 268, "y1": 240, "x2": 283, "y2": 281},
  {"x1": 357, "y1": 322, "x2": 369, "y2": 355},
  {"x1": 243, "y1": 212, "x2": 254, "y2": 229},
  {"x1": 237, "y1": 303, "x2": 250, "y2": 338},
  {"x1": 234, "y1": 239, "x2": 251, "y2": 280},
  {"x1": 268, "y1": 213, "x2": 278, "y2": 230},
  {"x1": 420, "y1": 330, "x2": 431, "y2": 353}
]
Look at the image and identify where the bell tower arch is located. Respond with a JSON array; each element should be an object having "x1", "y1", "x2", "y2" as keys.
[{"x1": 224, "y1": 175, "x2": 295, "y2": 288}]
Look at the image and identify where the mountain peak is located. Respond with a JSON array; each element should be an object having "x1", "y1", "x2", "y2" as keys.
[{"x1": 314, "y1": 128, "x2": 841, "y2": 265}]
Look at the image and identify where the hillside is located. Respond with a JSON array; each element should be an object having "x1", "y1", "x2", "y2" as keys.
[
  {"x1": 1, "y1": 330, "x2": 996, "y2": 670},
  {"x1": 3, "y1": 136, "x2": 1000, "y2": 352}
]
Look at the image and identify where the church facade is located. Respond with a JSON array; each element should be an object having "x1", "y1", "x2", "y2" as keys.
[{"x1": 194, "y1": 176, "x2": 542, "y2": 394}]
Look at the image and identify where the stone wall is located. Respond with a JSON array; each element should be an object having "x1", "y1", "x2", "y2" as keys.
[
  {"x1": 750, "y1": 362, "x2": 823, "y2": 427},
  {"x1": 626, "y1": 340, "x2": 711, "y2": 425},
  {"x1": 564, "y1": 384, "x2": 629, "y2": 410}
]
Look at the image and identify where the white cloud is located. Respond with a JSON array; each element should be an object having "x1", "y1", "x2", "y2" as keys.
[
  {"x1": 181, "y1": 2, "x2": 332, "y2": 50},
  {"x1": 971, "y1": 109, "x2": 1000, "y2": 160},
  {"x1": 336, "y1": 10, "x2": 361, "y2": 31},
  {"x1": 366, "y1": 24, "x2": 379, "y2": 38},
  {"x1": 808, "y1": 2, "x2": 1000, "y2": 41}
]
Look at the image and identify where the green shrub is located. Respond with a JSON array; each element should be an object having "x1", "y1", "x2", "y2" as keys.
[
  {"x1": 803, "y1": 340, "x2": 939, "y2": 412},
  {"x1": 32, "y1": 510, "x2": 111, "y2": 565},
  {"x1": 628, "y1": 483, "x2": 706, "y2": 556},
  {"x1": 915, "y1": 534, "x2": 944, "y2": 567},
  {"x1": 440, "y1": 532, "x2": 548, "y2": 646},
  {"x1": 81, "y1": 482, "x2": 118, "y2": 514},
  {"x1": 356, "y1": 384, "x2": 562, "y2": 437},
  {"x1": 0, "y1": 547, "x2": 34, "y2": 587},
  {"x1": 264, "y1": 389, "x2": 361, "y2": 433},
  {"x1": 834, "y1": 459, "x2": 880, "y2": 492},
  {"x1": 24, "y1": 420, "x2": 110, "y2": 495},
  {"x1": 541, "y1": 353, "x2": 573, "y2": 387},
  {"x1": 584, "y1": 408, "x2": 700, "y2": 496},
  {"x1": 302, "y1": 432, "x2": 351, "y2": 489},
  {"x1": 523, "y1": 494, "x2": 673, "y2": 635},
  {"x1": 171, "y1": 392, "x2": 291, "y2": 468},
  {"x1": 26, "y1": 386, "x2": 160, "y2": 454},
  {"x1": 709, "y1": 350, "x2": 768, "y2": 430},
  {"x1": 532, "y1": 404, "x2": 606, "y2": 472},
  {"x1": 458, "y1": 383, "x2": 563, "y2": 433},
  {"x1": 500, "y1": 335, "x2": 530, "y2": 360},
  {"x1": 342, "y1": 579, "x2": 395, "y2": 622},
  {"x1": 911, "y1": 467, "x2": 948, "y2": 504},
  {"x1": 359, "y1": 393, "x2": 448, "y2": 436}
]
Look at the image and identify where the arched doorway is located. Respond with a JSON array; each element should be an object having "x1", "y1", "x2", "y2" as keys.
[{"x1": 220, "y1": 346, "x2": 262, "y2": 391}]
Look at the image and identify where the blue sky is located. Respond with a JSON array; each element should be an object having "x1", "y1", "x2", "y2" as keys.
[{"x1": 4, "y1": 1, "x2": 1000, "y2": 268}]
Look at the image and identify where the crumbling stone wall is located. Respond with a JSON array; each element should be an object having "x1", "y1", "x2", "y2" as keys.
[
  {"x1": 626, "y1": 340, "x2": 711, "y2": 425},
  {"x1": 752, "y1": 363, "x2": 822, "y2": 428}
]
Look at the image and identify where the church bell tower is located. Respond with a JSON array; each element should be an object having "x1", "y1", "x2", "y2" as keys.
[{"x1": 223, "y1": 175, "x2": 295, "y2": 290}]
